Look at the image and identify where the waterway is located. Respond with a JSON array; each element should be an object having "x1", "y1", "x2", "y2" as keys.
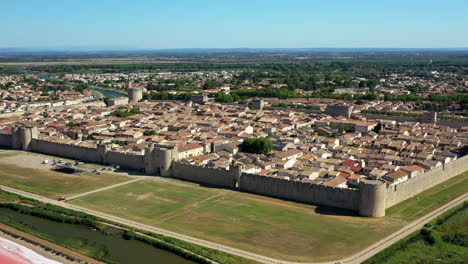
[
  {"x1": 0, "y1": 208, "x2": 195, "y2": 264},
  {"x1": 91, "y1": 88, "x2": 126, "y2": 98}
]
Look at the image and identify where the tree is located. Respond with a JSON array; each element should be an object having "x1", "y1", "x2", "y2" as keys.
[
  {"x1": 143, "y1": 130, "x2": 157, "y2": 136},
  {"x1": 241, "y1": 137, "x2": 273, "y2": 155},
  {"x1": 359, "y1": 80, "x2": 366, "y2": 88},
  {"x1": 66, "y1": 121, "x2": 80, "y2": 128},
  {"x1": 373, "y1": 122, "x2": 383, "y2": 134}
]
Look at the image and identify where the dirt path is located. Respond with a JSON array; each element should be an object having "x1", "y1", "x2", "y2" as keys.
[
  {"x1": 1, "y1": 185, "x2": 466, "y2": 264},
  {"x1": 66, "y1": 177, "x2": 145, "y2": 200},
  {"x1": 0, "y1": 223, "x2": 105, "y2": 264},
  {"x1": 159, "y1": 190, "x2": 231, "y2": 223}
]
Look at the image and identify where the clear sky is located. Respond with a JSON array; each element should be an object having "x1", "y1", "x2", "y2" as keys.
[{"x1": 2, "y1": 0, "x2": 468, "y2": 49}]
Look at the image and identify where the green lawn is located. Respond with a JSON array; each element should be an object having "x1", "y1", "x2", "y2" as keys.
[{"x1": 0, "y1": 162, "x2": 131, "y2": 199}]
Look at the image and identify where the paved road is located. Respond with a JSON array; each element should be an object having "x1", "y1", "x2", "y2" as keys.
[
  {"x1": 66, "y1": 177, "x2": 144, "y2": 200},
  {"x1": 1, "y1": 185, "x2": 466, "y2": 264}
]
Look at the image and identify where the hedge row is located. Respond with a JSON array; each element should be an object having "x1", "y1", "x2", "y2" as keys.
[{"x1": 0, "y1": 203, "x2": 99, "y2": 228}]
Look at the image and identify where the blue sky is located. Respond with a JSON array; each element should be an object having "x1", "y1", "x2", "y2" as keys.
[{"x1": 2, "y1": 0, "x2": 468, "y2": 49}]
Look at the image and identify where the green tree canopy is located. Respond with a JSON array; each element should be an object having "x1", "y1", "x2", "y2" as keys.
[{"x1": 241, "y1": 137, "x2": 273, "y2": 155}]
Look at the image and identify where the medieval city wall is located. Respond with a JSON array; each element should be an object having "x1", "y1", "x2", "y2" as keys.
[
  {"x1": 104, "y1": 151, "x2": 145, "y2": 170},
  {"x1": 385, "y1": 155, "x2": 468, "y2": 208},
  {"x1": 263, "y1": 106, "x2": 321, "y2": 114},
  {"x1": 170, "y1": 161, "x2": 238, "y2": 188},
  {"x1": 0, "y1": 133, "x2": 11, "y2": 147},
  {"x1": 3, "y1": 126, "x2": 467, "y2": 217},
  {"x1": 239, "y1": 173, "x2": 360, "y2": 210},
  {"x1": 361, "y1": 114, "x2": 468, "y2": 128},
  {"x1": 29, "y1": 139, "x2": 99, "y2": 163}
]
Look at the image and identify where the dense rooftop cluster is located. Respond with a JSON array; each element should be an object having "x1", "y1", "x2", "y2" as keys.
[
  {"x1": 0, "y1": 74, "x2": 95, "y2": 113},
  {"x1": 1, "y1": 100, "x2": 466, "y2": 189}
]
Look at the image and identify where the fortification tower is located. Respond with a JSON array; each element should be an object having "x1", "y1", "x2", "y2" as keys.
[
  {"x1": 421, "y1": 112, "x2": 437, "y2": 124},
  {"x1": 251, "y1": 99, "x2": 265, "y2": 110},
  {"x1": 144, "y1": 145, "x2": 178, "y2": 176},
  {"x1": 190, "y1": 95, "x2": 208, "y2": 104},
  {"x1": 230, "y1": 163, "x2": 244, "y2": 188},
  {"x1": 128, "y1": 88, "x2": 143, "y2": 103},
  {"x1": 97, "y1": 143, "x2": 111, "y2": 164},
  {"x1": 358, "y1": 179, "x2": 387, "y2": 217},
  {"x1": 11, "y1": 126, "x2": 38, "y2": 150}
]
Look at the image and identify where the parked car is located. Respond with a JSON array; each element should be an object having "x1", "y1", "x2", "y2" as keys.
[{"x1": 57, "y1": 197, "x2": 66, "y2": 201}]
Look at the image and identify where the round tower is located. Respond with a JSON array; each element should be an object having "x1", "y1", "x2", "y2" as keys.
[
  {"x1": 128, "y1": 88, "x2": 143, "y2": 103},
  {"x1": 358, "y1": 179, "x2": 387, "y2": 217},
  {"x1": 144, "y1": 144, "x2": 157, "y2": 174},
  {"x1": 11, "y1": 126, "x2": 37, "y2": 150},
  {"x1": 159, "y1": 148, "x2": 173, "y2": 177}
]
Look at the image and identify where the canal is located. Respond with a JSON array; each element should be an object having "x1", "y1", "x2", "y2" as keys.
[
  {"x1": 91, "y1": 88, "x2": 127, "y2": 98},
  {"x1": 0, "y1": 208, "x2": 196, "y2": 264}
]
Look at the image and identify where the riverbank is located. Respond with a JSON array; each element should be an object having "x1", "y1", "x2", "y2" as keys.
[{"x1": 0, "y1": 223, "x2": 103, "y2": 264}]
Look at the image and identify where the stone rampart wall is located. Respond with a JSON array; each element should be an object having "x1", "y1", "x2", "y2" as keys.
[
  {"x1": 105, "y1": 151, "x2": 145, "y2": 170},
  {"x1": 170, "y1": 161, "x2": 237, "y2": 188},
  {"x1": 385, "y1": 155, "x2": 468, "y2": 208},
  {"x1": 29, "y1": 139, "x2": 99, "y2": 163},
  {"x1": 360, "y1": 114, "x2": 468, "y2": 128},
  {"x1": 0, "y1": 133, "x2": 11, "y2": 147},
  {"x1": 239, "y1": 173, "x2": 360, "y2": 210}
]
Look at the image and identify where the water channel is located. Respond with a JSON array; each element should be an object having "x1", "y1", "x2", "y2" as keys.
[
  {"x1": 91, "y1": 88, "x2": 126, "y2": 98},
  {"x1": 0, "y1": 208, "x2": 195, "y2": 264}
]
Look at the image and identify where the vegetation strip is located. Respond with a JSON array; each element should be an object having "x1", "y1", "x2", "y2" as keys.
[{"x1": 363, "y1": 201, "x2": 468, "y2": 264}]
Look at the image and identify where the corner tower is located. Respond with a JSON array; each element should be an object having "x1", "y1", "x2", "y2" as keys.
[
  {"x1": 358, "y1": 179, "x2": 387, "y2": 217},
  {"x1": 11, "y1": 126, "x2": 38, "y2": 150}
]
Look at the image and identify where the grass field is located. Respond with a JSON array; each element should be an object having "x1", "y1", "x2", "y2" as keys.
[
  {"x1": 365, "y1": 202, "x2": 468, "y2": 264},
  {"x1": 70, "y1": 172, "x2": 467, "y2": 262},
  {"x1": 0, "y1": 153, "x2": 131, "y2": 199},
  {"x1": 1, "y1": 148, "x2": 466, "y2": 262},
  {"x1": 386, "y1": 171, "x2": 468, "y2": 221}
]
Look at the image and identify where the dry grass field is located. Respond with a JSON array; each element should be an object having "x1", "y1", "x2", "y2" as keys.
[
  {"x1": 70, "y1": 172, "x2": 468, "y2": 262},
  {"x1": 0, "y1": 150, "x2": 131, "y2": 198},
  {"x1": 1, "y1": 149, "x2": 466, "y2": 262}
]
